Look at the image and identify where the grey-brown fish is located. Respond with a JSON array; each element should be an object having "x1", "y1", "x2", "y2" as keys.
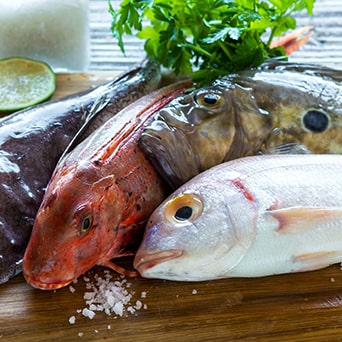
[
  {"x1": 140, "y1": 62, "x2": 342, "y2": 189},
  {"x1": 0, "y1": 59, "x2": 161, "y2": 284}
]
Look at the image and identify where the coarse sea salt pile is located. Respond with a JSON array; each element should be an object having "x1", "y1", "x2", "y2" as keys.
[{"x1": 68, "y1": 270, "x2": 147, "y2": 324}]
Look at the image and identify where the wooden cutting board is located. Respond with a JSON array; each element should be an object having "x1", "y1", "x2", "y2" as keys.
[{"x1": 1, "y1": 72, "x2": 342, "y2": 342}]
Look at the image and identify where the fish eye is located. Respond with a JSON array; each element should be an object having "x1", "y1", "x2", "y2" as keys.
[
  {"x1": 80, "y1": 215, "x2": 93, "y2": 235},
  {"x1": 195, "y1": 90, "x2": 224, "y2": 108},
  {"x1": 175, "y1": 206, "x2": 193, "y2": 221},
  {"x1": 164, "y1": 193, "x2": 204, "y2": 223},
  {"x1": 303, "y1": 110, "x2": 329, "y2": 133}
]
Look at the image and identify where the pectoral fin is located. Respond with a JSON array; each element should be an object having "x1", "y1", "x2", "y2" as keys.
[
  {"x1": 265, "y1": 142, "x2": 311, "y2": 154},
  {"x1": 57, "y1": 95, "x2": 112, "y2": 165},
  {"x1": 268, "y1": 207, "x2": 342, "y2": 234},
  {"x1": 293, "y1": 251, "x2": 342, "y2": 272},
  {"x1": 101, "y1": 260, "x2": 138, "y2": 277}
]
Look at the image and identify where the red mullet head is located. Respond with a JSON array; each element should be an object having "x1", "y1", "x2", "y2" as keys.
[{"x1": 23, "y1": 165, "x2": 124, "y2": 290}]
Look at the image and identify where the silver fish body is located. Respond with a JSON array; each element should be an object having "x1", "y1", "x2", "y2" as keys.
[
  {"x1": 134, "y1": 154, "x2": 342, "y2": 281},
  {"x1": 140, "y1": 62, "x2": 342, "y2": 189},
  {"x1": 0, "y1": 59, "x2": 161, "y2": 284}
]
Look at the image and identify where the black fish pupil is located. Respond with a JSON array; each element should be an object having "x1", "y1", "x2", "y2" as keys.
[
  {"x1": 303, "y1": 110, "x2": 329, "y2": 132},
  {"x1": 175, "y1": 206, "x2": 193, "y2": 221},
  {"x1": 83, "y1": 217, "x2": 91, "y2": 230},
  {"x1": 203, "y1": 93, "x2": 219, "y2": 104}
]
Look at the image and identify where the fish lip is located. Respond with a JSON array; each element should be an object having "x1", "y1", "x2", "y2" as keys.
[
  {"x1": 134, "y1": 249, "x2": 183, "y2": 276},
  {"x1": 23, "y1": 273, "x2": 73, "y2": 290}
]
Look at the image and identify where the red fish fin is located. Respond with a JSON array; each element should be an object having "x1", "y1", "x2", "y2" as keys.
[
  {"x1": 270, "y1": 25, "x2": 313, "y2": 55},
  {"x1": 102, "y1": 260, "x2": 139, "y2": 278},
  {"x1": 96, "y1": 80, "x2": 192, "y2": 163},
  {"x1": 293, "y1": 251, "x2": 342, "y2": 272},
  {"x1": 270, "y1": 207, "x2": 342, "y2": 234}
]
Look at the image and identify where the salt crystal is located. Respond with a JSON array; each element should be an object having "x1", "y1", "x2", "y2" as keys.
[
  {"x1": 83, "y1": 292, "x2": 94, "y2": 300},
  {"x1": 78, "y1": 332, "x2": 83, "y2": 337},
  {"x1": 89, "y1": 304, "x2": 97, "y2": 311},
  {"x1": 106, "y1": 294, "x2": 115, "y2": 307},
  {"x1": 82, "y1": 308, "x2": 95, "y2": 319},
  {"x1": 113, "y1": 302, "x2": 124, "y2": 316},
  {"x1": 134, "y1": 300, "x2": 142, "y2": 310},
  {"x1": 73, "y1": 271, "x2": 148, "y2": 322},
  {"x1": 127, "y1": 306, "x2": 135, "y2": 314},
  {"x1": 192, "y1": 289, "x2": 198, "y2": 295},
  {"x1": 68, "y1": 316, "x2": 76, "y2": 324},
  {"x1": 69, "y1": 285, "x2": 76, "y2": 293},
  {"x1": 107, "y1": 325, "x2": 111, "y2": 330}
]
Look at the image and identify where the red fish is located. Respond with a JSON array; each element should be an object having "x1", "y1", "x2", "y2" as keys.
[{"x1": 22, "y1": 79, "x2": 192, "y2": 290}]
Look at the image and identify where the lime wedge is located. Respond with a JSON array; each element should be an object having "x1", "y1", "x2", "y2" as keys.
[{"x1": 0, "y1": 57, "x2": 56, "y2": 113}]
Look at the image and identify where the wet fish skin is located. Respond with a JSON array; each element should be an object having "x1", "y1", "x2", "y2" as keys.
[
  {"x1": 22, "y1": 80, "x2": 192, "y2": 290},
  {"x1": 0, "y1": 59, "x2": 161, "y2": 285},
  {"x1": 134, "y1": 154, "x2": 342, "y2": 281},
  {"x1": 140, "y1": 62, "x2": 342, "y2": 189}
]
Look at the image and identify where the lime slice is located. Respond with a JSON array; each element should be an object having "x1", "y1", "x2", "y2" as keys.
[{"x1": 0, "y1": 57, "x2": 56, "y2": 113}]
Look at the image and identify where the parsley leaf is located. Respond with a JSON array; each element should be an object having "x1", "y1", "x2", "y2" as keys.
[{"x1": 109, "y1": 0, "x2": 315, "y2": 84}]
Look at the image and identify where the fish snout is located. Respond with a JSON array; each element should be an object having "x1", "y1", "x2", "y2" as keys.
[
  {"x1": 23, "y1": 256, "x2": 76, "y2": 290},
  {"x1": 23, "y1": 224, "x2": 77, "y2": 290},
  {"x1": 24, "y1": 271, "x2": 74, "y2": 290},
  {"x1": 133, "y1": 249, "x2": 183, "y2": 277}
]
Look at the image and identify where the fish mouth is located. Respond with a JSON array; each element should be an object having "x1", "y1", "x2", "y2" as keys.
[
  {"x1": 134, "y1": 249, "x2": 183, "y2": 276},
  {"x1": 23, "y1": 272, "x2": 74, "y2": 290}
]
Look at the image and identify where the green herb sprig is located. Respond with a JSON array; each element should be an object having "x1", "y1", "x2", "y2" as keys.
[{"x1": 109, "y1": 0, "x2": 315, "y2": 83}]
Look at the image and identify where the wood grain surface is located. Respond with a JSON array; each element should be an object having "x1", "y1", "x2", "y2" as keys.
[{"x1": 1, "y1": 73, "x2": 342, "y2": 342}]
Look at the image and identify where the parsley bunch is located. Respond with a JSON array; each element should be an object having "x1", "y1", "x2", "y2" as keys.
[{"x1": 109, "y1": 0, "x2": 315, "y2": 83}]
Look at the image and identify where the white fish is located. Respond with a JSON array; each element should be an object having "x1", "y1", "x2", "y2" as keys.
[{"x1": 134, "y1": 154, "x2": 342, "y2": 281}]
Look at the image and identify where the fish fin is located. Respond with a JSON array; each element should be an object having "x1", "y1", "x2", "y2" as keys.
[
  {"x1": 140, "y1": 121, "x2": 201, "y2": 189},
  {"x1": 293, "y1": 251, "x2": 342, "y2": 272},
  {"x1": 260, "y1": 60, "x2": 342, "y2": 83},
  {"x1": 265, "y1": 142, "x2": 311, "y2": 154},
  {"x1": 269, "y1": 207, "x2": 342, "y2": 234},
  {"x1": 82, "y1": 93, "x2": 113, "y2": 123},
  {"x1": 56, "y1": 95, "x2": 112, "y2": 166},
  {"x1": 270, "y1": 25, "x2": 313, "y2": 55},
  {"x1": 101, "y1": 260, "x2": 138, "y2": 278}
]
